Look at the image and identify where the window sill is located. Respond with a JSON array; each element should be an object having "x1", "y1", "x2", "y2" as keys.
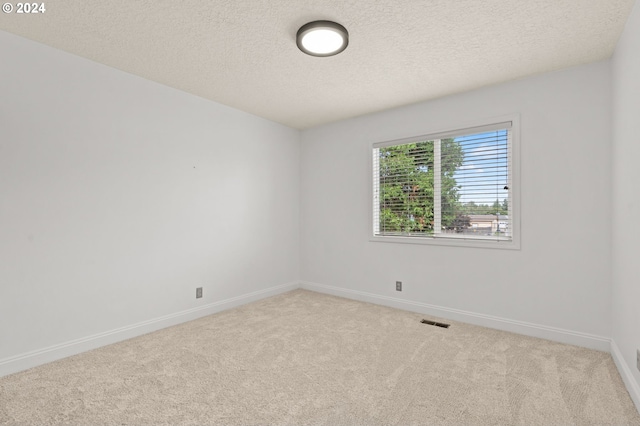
[{"x1": 369, "y1": 234, "x2": 520, "y2": 250}]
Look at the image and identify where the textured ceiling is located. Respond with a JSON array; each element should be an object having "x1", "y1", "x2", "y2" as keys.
[{"x1": 0, "y1": 0, "x2": 634, "y2": 129}]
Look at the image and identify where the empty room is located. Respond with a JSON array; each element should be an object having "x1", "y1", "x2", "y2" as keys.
[{"x1": 1, "y1": 1, "x2": 639, "y2": 424}]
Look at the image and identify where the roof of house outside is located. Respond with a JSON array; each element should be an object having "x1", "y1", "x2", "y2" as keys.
[{"x1": 468, "y1": 215, "x2": 509, "y2": 221}]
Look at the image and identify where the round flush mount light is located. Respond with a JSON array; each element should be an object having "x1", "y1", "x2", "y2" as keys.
[{"x1": 296, "y1": 20, "x2": 349, "y2": 57}]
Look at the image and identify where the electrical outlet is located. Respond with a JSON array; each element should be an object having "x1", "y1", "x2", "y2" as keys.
[
  {"x1": 637, "y1": 349, "x2": 639, "y2": 372},
  {"x1": 196, "y1": 287, "x2": 203, "y2": 299},
  {"x1": 396, "y1": 281, "x2": 402, "y2": 291}
]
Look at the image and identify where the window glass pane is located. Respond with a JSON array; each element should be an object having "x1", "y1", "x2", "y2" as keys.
[
  {"x1": 377, "y1": 141, "x2": 434, "y2": 236},
  {"x1": 373, "y1": 123, "x2": 513, "y2": 244},
  {"x1": 440, "y1": 129, "x2": 510, "y2": 239}
]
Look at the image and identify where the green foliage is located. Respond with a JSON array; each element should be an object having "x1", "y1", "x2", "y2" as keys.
[
  {"x1": 378, "y1": 138, "x2": 464, "y2": 234},
  {"x1": 451, "y1": 213, "x2": 471, "y2": 232},
  {"x1": 439, "y1": 138, "x2": 464, "y2": 228},
  {"x1": 459, "y1": 199, "x2": 509, "y2": 216}
]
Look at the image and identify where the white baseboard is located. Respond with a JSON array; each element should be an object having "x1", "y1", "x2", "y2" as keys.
[
  {"x1": 0, "y1": 280, "x2": 617, "y2": 381},
  {"x1": 4, "y1": 280, "x2": 636, "y2": 413},
  {"x1": 0, "y1": 281, "x2": 298, "y2": 378},
  {"x1": 611, "y1": 339, "x2": 640, "y2": 413},
  {"x1": 300, "y1": 281, "x2": 611, "y2": 352}
]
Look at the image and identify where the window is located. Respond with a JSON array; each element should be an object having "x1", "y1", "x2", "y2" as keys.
[{"x1": 371, "y1": 118, "x2": 519, "y2": 249}]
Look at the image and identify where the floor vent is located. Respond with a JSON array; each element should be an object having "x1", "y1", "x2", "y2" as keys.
[{"x1": 421, "y1": 319, "x2": 450, "y2": 328}]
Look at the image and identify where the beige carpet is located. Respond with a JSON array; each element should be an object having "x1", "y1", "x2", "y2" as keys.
[{"x1": 1, "y1": 289, "x2": 639, "y2": 425}]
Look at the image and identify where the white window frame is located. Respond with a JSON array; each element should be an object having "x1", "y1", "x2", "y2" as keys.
[{"x1": 369, "y1": 115, "x2": 520, "y2": 250}]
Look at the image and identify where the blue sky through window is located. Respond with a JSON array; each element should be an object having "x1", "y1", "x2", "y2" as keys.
[{"x1": 453, "y1": 130, "x2": 509, "y2": 207}]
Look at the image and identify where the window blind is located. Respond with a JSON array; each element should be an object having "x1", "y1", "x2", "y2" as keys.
[{"x1": 373, "y1": 122, "x2": 512, "y2": 242}]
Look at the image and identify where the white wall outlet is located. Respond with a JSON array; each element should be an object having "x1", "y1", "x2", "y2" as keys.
[
  {"x1": 396, "y1": 281, "x2": 402, "y2": 291},
  {"x1": 196, "y1": 287, "x2": 203, "y2": 299}
]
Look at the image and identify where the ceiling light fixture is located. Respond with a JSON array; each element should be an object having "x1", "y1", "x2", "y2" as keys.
[{"x1": 296, "y1": 20, "x2": 349, "y2": 57}]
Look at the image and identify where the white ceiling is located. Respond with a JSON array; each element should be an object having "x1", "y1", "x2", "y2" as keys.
[{"x1": 0, "y1": 0, "x2": 634, "y2": 129}]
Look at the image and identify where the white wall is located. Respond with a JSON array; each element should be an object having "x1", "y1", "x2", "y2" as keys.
[
  {"x1": 301, "y1": 61, "x2": 612, "y2": 349},
  {"x1": 0, "y1": 31, "x2": 300, "y2": 367},
  {"x1": 611, "y1": 0, "x2": 640, "y2": 408},
  {"x1": 0, "y1": 11, "x2": 636, "y2": 407}
]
